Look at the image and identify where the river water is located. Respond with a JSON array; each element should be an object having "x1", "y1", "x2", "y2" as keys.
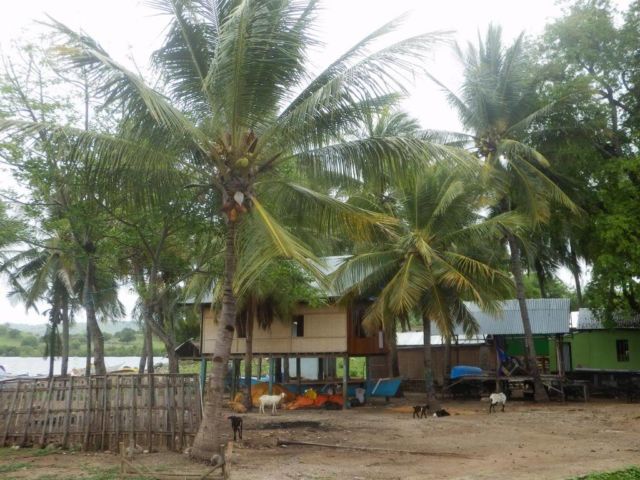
[{"x1": 0, "y1": 356, "x2": 168, "y2": 377}]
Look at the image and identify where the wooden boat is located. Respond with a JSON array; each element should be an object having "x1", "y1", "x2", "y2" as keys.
[
  {"x1": 365, "y1": 377, "x2": 402, "y2": 397},
  {"x1": 346, "y1": 377, "x2": 402, "y2": 398}
]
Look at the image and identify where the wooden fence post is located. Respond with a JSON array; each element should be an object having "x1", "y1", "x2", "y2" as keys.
[
  {"x1": 130, "y1": 375, "x2": 137, "y2": 455},
  {"x1": 39, "y1": 377, "x2": 56, "y2": 447},
  {"x1": 100, "y1": 376, "x2": 109, "y2": 450},
  {"x1": 2, "y1": 380, "x2": 21, "y2": 446},
  {"x1": 62, "y1": 377, "x2": 74, "y2": 449},
  {"x1": 21, "y1": 380, "x2": 37, "y2": 446},
  {"x1": 83, "y1": 377, "x2": 93, "y2": 451},
  {"x1": 113, "y1": 376, "x2": 121, "y2": 449},
  {"x1": 147, "y1": 373, "x2": 153, "y2": 450}
]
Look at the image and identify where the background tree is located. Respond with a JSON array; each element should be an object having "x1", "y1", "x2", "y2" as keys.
[
  {"x1": 431, "y1": 25, "x2": 579, "y2": 401},
  {"x1": 333, "y1": 163, "x2": 515, "y2": 408},
  {"x1": 534, "y1": 0, "x2": 640, "y2": 317}
]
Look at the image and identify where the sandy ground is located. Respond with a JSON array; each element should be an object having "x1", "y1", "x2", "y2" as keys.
[{"x1": 2, "y1": 394, "x2": 639, "y2": 480}]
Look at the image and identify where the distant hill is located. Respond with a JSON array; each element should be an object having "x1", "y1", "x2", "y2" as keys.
[{"x1": 1, "y1": 321, "x2": 141, "y2": 337}]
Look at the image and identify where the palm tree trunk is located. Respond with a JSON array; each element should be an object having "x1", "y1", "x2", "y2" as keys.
[
  {"x1": 61, "y1": 298, "x2": 69, "y2": 377},
  {"x1": 569, "y1": 239, "x2": 582, "y2": 307},
  {"x1": 191, "y1": 222, "x2": 237, "y2": 461},
  {"x1": 85, "y1": 321, "x2": 91, "y2": 377},
  {"x1": 244, "y1": 301, "x2": 254, "y2": 410},
  {"x1": 48, "y1": 325, "x2": 56, "y2": 379},
  {"x1": 507, "y1": 233, "x2": 549, "y2": 402},
  {"x1": 534, "y1": 258, "x2": 547, "y2": 298},
  {"x1": 443, "y1": 335, "x2": 451, "y2": 384},
  {"x1": 165, "y1": 344, "x2": 179, "y2": 374},
  {"x1": 386, "y1": 320, "x2": 399, "y2": 377},
  {"x1": 138, "y1": 334, "x2": 147, "y2": 375},
  {"x1": 145, "y1": 316, "x2": 155, "y2": 374},
  {"x1": 83, "y1": 259, "x2": 106, "y2": 376},
  {"x1": 421, "y1": 312, "x2": 439, "y2": 409}
]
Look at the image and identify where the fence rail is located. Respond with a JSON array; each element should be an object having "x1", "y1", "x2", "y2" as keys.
[{"x1": 0, "y1": 374, "x2": 202, "y2": 452}]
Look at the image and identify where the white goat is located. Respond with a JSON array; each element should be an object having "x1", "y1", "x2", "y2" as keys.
[
  {"x1": 259, "y1": 392, "x2": 286, "y2": 415},
  {"x1": 489, "y1": 392, "x2": 507, "y2": 413}
]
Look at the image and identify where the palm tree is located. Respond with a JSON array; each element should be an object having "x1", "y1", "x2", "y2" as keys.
[
  {"x1": 333, "y1": 164, "x2": 516, "y2": 408},
  {"x1": 0, "y1": 1, "x2": 449, "y2": 459},
  {"x1": 430, "y1": 25, "x2": 579, "y2": 401},
  {"x1": 0, "y1": 235, "x2": 77, "y2": 376}
]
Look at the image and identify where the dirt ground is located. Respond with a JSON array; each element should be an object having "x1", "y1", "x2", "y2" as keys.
[{"x1": 2, "y1": 394, "x2": 639, "y2": 480}]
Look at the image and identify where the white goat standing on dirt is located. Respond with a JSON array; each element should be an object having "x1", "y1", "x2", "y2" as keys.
[
  {"x1": 259, "y1": 393, "x2": 286, "y2": 415},
  {"x1": 489, "y1": 392, "x2": 507, "y2": 413}
]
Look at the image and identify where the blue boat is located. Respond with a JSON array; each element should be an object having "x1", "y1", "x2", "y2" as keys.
[
  {"x1": 344, "y1": 377, "x2": 402, "y2": 397},
  {"x1": 450, "y1": 365, "x2": 484, "y2": 379}
]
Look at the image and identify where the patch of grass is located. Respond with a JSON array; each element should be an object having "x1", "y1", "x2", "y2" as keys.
[
  {"x1": 0, "y1": 446, "x2": 62, "y2": 459},
  {"x1": 34, "y1": 469, "x2": 152, "y2": 480},
  {"x1": 0, "y1": 462, "x2": 31, "y2": 473},
  {"x1": 80, "y1": 466, "x2": 153, "y2": 480},
  {"x1": 572, "y1": 466, "x2": 640, "y2": 479}
]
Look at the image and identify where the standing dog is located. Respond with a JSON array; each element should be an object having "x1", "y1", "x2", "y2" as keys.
[
  {"x1": 413, "y1": 405, "x2": 429, "y2": 418},
  {"x1": 227, "y1": 415, "x2": 243, "y2": 441}
]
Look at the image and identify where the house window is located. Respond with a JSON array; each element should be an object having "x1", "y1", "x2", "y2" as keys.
[
  {"x1": 616, "y1": 339, "x2": 629, "y2": 362},
  {"x1": 292, "y1": 315, "x2": 304, "y2": 337}
]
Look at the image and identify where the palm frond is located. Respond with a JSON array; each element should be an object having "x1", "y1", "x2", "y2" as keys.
[{"x1": 45, "y1": 17, "x2": 209, "y2": 148}]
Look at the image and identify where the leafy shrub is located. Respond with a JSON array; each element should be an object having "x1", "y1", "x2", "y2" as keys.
[
  {"x1": 7, "y1": 328, "x2": 22, "y2": 339},
  {"x1": 20, "y1": 336, "x2": 39, "y2": 347},
  {"x1": 115, "y1": 328, "x2": 137, "y2": 343}
]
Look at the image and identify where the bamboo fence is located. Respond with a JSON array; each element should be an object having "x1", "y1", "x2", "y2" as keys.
[{"x1": 0, "y1": 374, "x2": 202, "y2": 452}]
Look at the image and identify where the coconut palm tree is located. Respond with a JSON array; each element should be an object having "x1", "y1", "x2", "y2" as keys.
[
  {"x1": 0, "y1": 235, "x2": 77, "y2": 376},
  {"x1": 0, "y1": 0, "x2": 452, "y2": 458},
  {"x1": 333, "y1": 164, "x2": 516, "y2": 408},
  {"x1": 429, "y1": 25, "x2": 579, "y2": 401}
]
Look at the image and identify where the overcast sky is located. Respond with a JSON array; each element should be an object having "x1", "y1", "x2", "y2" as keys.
[{"x1": 0, "y1": 0, "x2": 621, "y2": 324}]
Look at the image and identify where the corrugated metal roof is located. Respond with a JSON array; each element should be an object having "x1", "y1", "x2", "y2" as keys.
[
  {"x1": 397, "y1": 331, "x2": 485, "y2": 347},
  {"x1": 462, "y1": 298, "x2": 570, "y2": 335},
  {"x1": 397, "y1": 299, "x2": 570, "y2": 346},
  {"x1": 577, "y1": 308, "x2": 640, "y2": 329}
]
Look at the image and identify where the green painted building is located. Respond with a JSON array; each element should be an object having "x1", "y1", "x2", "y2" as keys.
[
  {"x1": 549, "y1": 329, "x2": 640, "y2": 372},
  {"x1": 548, "y1": 309, "x2": 640, "y2": 373}
]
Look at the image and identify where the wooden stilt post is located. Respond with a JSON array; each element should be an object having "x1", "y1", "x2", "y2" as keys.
[
  {"x1": 283, "y1": 355, "x2": 290, "y2": 383},
  {"x1": 199, "y1": 356, "x2": 207, "y2": 397},
  {"x1": 555, "y1": 335, "x2": 565, "y2": 377},
  {"x1": 342, "y1": 355, "x2": 349, "y2": 410},
  {"x1": 494, "y1": 336, "x2": 501, "y2": 393},
  {"x1": 268, "y1": 356, "x2": 274, "y2": 395},
  {"x1": 296, "y1": 357, "x2": 302, "y2": 394},
  {"x1": 230, "y1": 359, "x2": 237, "y2": 400}
]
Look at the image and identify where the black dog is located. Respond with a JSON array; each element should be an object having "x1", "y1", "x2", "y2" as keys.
[
  {"x1": 413, "y1": 405, "x2": 428, "y2": 418},
  {"x1": 228, "y1": 415, "x2": 243, "y2": 441}
]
